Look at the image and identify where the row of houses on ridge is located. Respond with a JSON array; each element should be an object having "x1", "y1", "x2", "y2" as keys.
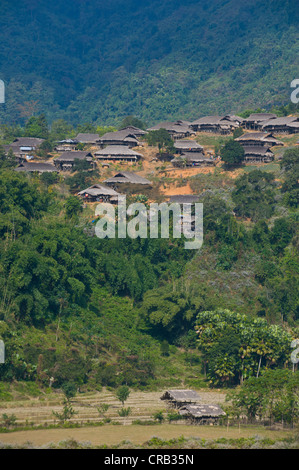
[{"x1": 5, "y1": 110, "x2": 299, "y2": 173}]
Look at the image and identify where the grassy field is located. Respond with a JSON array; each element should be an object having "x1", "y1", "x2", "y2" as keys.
[
  {"x1": 0, "y1": 388, "x2": 297, "y2": 448},
  {"x1": 0, "y1": 423, "x2": 296, "y2": 448},
  {"x1": 0, "y1": 389, "x2": 226, "y2": 427}
]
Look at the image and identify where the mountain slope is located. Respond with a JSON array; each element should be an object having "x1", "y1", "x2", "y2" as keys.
[{"x1": 0, "y1": 0, "x2": 298, "y2": 125}]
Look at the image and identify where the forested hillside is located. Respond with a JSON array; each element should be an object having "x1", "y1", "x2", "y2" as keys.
[
  {"x1": 0, "y1": 0, "x2": 298, "y2": 126},
  {"x1": 0, "y1": 137, "x2": 298, "y2": 391}
]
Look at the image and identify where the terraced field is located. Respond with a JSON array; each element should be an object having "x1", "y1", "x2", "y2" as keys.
[{"x1": 0, "y1": 389, "x2": 226, "y2": 427}]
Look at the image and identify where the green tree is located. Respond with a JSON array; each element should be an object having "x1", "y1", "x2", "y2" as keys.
[
  {"x1": 233, "y1": 127, "x2": 244, "y2": 139},
  {"x1": 227, "y1": 370, "x2": 299, "y2": 425},
  {"x1": 232, "y1": 170, "x2": 276, "y2": 221},
  {"x1": 62, "y1": 382, "x2": 77, "y2": 400},
  {"x1": 65, "y1": 196, "x2": 83, "y2": 219},
  {"x1": 153, "y1": 411, "x2": 164, "y2": 423},
  {"x1": 220, "y1": 139, "x2": 244, "y2": 168},
  {"x1": 116, "y1": 385, "x2": 130, "y2": 406},
  {"x1": 52, "y1": 399, "x2": 77, "y2": 423},
  {"x1": 50, "y1": 119, "x2": 74, "y2": 141},
  {"x1": 24, "y1": 114, "x2": 49, "y2": 139},
  {"x1": 146, "y1": 129, "x2": 175, "y2": 154},
  {"x1": 280, "y1": 147, "x2": 299, "y2": 208}
]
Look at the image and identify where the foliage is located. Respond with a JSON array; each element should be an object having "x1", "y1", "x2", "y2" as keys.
[
  {"x1": 232, "y1": 170, "x2": 277, "y2": 221},
  {"x1": 97, "y1": 403, "x2": 110, "y2": 416},
  {"x1": 220, "y1": 139, "x2": 245, "y2": 168},
  {"x1": 117, "y1": 407, "x2": 131, "y2": 417},
  {"x1": 65, "y1": 196, "x2": 83, "y2": 219},
  {"x1": 0, "y1": 1, "x2": 298, "y2": 126},
  {"x1": 153, "y1": 411, "x2": 165, "y2": 423},
  {"x1": 115, "y1": 385, "x2": 130, "y2": 406},
  {"x1": 1, "y1": 413, "x2": 17, "y2": 428},
  {"x1": 52, "y1": 399, "x2": 77, "y2": 423},
  {"x1": 227, "y1": 370, "x2": 299, "y2": 424},
  {"x1": 280, "y1": 147, "x2": 299, "y2": 208},
  {"x1": 146, "y1": 129, "x2": 175, "y2": 154},
  {"x1": 62, "y1": 382, "x2": 77, "y2": 400},
  {"x1": 195, "y1": 309, "x2": 294, "y2": 386},
  {"x1": 23, "y1": 114, "x2": 49, "y2": 139}
]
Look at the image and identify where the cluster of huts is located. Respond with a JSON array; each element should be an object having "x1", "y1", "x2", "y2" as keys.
[
  {"x1": 5, "y1": 111, "x2": 299, "y2": 175},
  {"x1": 160, "y1": 389, "x2": 226, "y2": 425},
  {"x1": 77, "y1": 171, "x2": 152, "y2": 204}
]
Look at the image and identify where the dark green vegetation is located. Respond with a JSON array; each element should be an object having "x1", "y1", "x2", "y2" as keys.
[
  {"x1": 0, "y1": 143, "x2": 298, "y2": 399},
  {"x1": 0, "y1": 0, "x2": 298, "y2": 125},
  {"x1": 227, "y1": 370, "x2": 299, "y2": 425},
  {"x1": 220, "y1": 140, "x2": 245, "y2": 168},
  {"x1": 1, "y1": 435, "x2": 298, "y2": 450}
]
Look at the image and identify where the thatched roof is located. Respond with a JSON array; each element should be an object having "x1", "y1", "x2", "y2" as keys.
[
  {"x1": 118, "y1": 126, "x2": 147, "y2": 135},
  {"x1": 261, "y1": 116, "x2": 299, "y2": 128},
  {"x1": 11, "y1": 137, "x2": 45, "y2": 147},
  {"x1": 191, "y1": 115, "x2": 241, "y2": 129},
  {"x1": 147, "y1": 121, "x2": 194, "y2": 134},
  {"x1": 160, "y1": 389, "x2": 201, "y2": 402},
  {"x1": 235, "y1": 132, "x2": 283, "y2": 145},
  {"x1": 244, "y1": 113, "x2": 277, "y2": 123},
  {"x1": 174, "y1": 140, "x2": 203, "y2": 150},
  {"x1": 243, "y1": 146, "x2": 274, "y2": 156},
  {"x1": 181, "y1": 152, "x2": 214, "y2": 162},
  {"x1": 78, "y1": 184, "x2": 120, "y2": 197},
  {"x1": 100, "y1": 129, "x2": 139, "y2": 144},
  {"x1": 15, "y1": 162, "x2": 58, "y2": 173},
  {"x1": 103, "y1": 171, "x2": 152, "y2": 185},
  {"x1": 54, "y1": 151, "x2": 93, "y2": 162},
  {"x1": 179, "y1": 404, "x2": 226, "y2": 418},
  {"x1": 288, "y1": 121, "x2": 299, "y2": 129},
  {"x1": 191, "y1": 115, "x2": 222, "y2": 126},
  {"x1": 94, "y1": 145, "x2": 142, "y2": 158}
]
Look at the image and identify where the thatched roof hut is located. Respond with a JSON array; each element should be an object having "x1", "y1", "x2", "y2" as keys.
[
  {"x1": 261, "y1": 116, "x2": 299, "y2": 133},
  {"x1": 174, "y1": 140, "x2": 203, "y2": 153},
  {"x1": 160, "y1": 389, "x2": 201, "y2": 408},
  {"x1": 15, "y1": 162, "x2": 58, "y2": 173},
  {"x1": 147, "y1": 121, "x2": 195, "y2": 139},
  {"x1": 179, "y1": 404, "x2": 226, "y2": 424},
  {"x1": 243, "y1": 146, "x2": 274, "y2": 163},
  {"x1": 190, "y1": 115, "x2": 242, "y2": 133},
  {"x1": 172, "y1": 152, "x2": 215, "y2": 167},
  {"x1": 94, "y1": 145, "x2": 142, "y2": 162},
  {"x1": 53, "y1": 151, "x2": 93, "y2": 170},
  {"x1": 104, "y1": 171, "x2": 151, "y2": 185},
  {"x1": 78, "y1": 184, "x2": 121, "y2": 203},
  {"x1": 99, "y1": 130, "x2": 140, "y2": 148},
  {"x1": 235, "y1": 132, "x2": 283, "y2": 147},
  {"x1": 243, "y1": 113, "x2": 277, "y2": 130}
]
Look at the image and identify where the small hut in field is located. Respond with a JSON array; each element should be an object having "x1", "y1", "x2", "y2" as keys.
[
  {"x1": 160, "y1": 389, "x2": 201, "y2": 409},
  {"x1": 179, "y1": 404, "x2": 226, "y2": 425}
]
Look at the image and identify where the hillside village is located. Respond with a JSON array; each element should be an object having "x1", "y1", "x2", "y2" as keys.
[{"x1": 3, "y1": 112, "x2": 299, "y2": 208}]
